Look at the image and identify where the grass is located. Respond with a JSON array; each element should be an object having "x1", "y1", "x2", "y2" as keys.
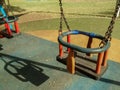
[
  {"x1": 10, "y1": 0, "x2": 116, "y2": 17},
  {"x1": 19, "y1": 17, "x2": 120, "y2": 39},
  {"x1": 7, "y1": 0, "x2": 120, "y2": 39}
]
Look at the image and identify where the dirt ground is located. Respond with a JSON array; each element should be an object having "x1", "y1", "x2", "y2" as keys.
[
  {"x1": 18, "y1": 12, "x2": 59, "y2": 23},
  {"x1": 27, "y1": 30, "x2": 120, "y2": 63}
]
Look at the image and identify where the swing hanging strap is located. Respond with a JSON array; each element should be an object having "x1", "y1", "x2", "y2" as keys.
[
  {"x1": 59, "y1": 0, "x2": 71, "y2": 33},
  {"x1": 100, "y1": 1, "x2": 120, "y2": 46}
]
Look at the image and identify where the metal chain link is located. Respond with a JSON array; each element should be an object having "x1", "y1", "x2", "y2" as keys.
[
  {"x1": 59, "y1": 0, "x2": 63, "y2": 33},
  {"x1": 99, "y1": 4, "x2": 120, "y2": 47},
  {"x1": 1, "y1": 0, "x2": 15, "y2": 16},
  {"x1": 7, "y1": 0, "x2": 15, "y2": 16},
  {"x1": 59, "y1": 0, "x2": 71, "y2": 33},
  {"x1": 0, "y1": 0, "x2": 4, "y2": 5}
]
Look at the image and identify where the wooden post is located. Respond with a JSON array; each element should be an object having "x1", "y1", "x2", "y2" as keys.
[
  {"x1": 59, "y1": 44, "x2": 63, "y2": 58},
  {"x1": 4, "y1": 23, "x2": 8, "y2": 29},
  {"x1": 67, "y1": 50, "x2": 75, "y2": 74},
  {"x1": 96, "y1": 52, "x2": 104, "y2": 74},
  {"x1": 86, "y1": 37, "x2": 93, "y2": 56},
  {"x1": 14, "y1": 21, "x2": 20, "y2": 33},
  {"x1": 6, "y1": 23, "x2": 12, "y2": 36},
  {"x1": 67, "y1": 35, "x2": 71, "y2": 52},
  {"x1": 58, "y1": 31, "x2": 63, "y2": 58},
  {"x1": 102, "y1": 49, "x2": 109, "y2": 67}
]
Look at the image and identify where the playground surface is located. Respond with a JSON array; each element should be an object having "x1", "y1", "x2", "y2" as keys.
[
  {"x1": 1, "y1": 1, "x2": 120, "y2": 88},
  {"x1": 0, "y1": 32, "x2": 120, "y2": 90},
  {"x1": 0, "y1": 0, "x2": 120, "y2": 89},
  {"x1": 27, "y1": 30, "x2": 120, "y2": 63}
]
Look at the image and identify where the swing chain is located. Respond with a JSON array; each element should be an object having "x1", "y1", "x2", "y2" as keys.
[
  {"x1": 8, "y1": 0, "x2": 15, "y2": 16},
  {"x1": 99, "y1": 3, "x2": 120, "y2": 47},
  {"x1": 59, "y1": 0, "x2": 71, "y2": 33},
  {"x1": 1, "y1": 0, "x2": 15, "y2": 16},
  {"x1": 6, "y1": 0, "x2": 15, "y2": 16},
  {"x1": 0, "y1": 0, "x2": 4, "y2": 5},
  {"x1": 59, "y1": 0, "x2": 119, "y2": 47},
  {"x1": 59, "y1": 0, "x2": 63, "y2": 33}
]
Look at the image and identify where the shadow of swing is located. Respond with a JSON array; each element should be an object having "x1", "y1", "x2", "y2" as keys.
[
  {"x1": 0, "y1": 53, "x2": 67, "y2": 86},
  {"x1": 4, "y1": 60, "x2": 49, "y2": 86},
  {"x1": 100, "y1": 78, "x2": 120, "y2": 86},
  {"x1": 0, "y1": 53, "x2": 68, "y2": 86},
  {"x1": 0, "y1": 54, "x2": 49, "y2": 86},
  {"x1": 2, "y1": 53, "x2": 120, "y2": 86},
  {"x1": 5, "y1": 5, "x2": 26, "y2": 13}
]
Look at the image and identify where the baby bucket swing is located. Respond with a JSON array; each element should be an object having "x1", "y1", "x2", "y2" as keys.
[{"x1": 57, "y1": 0, "x2": 120, "y2": 79}]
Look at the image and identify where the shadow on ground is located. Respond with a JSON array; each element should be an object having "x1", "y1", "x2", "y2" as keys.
[
  {"x1": 0, "y1": 53, "x2": 67, "y2": 86},
  {"x1": 0, "y1": 53, "x2": 49, "y2": 86}
]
